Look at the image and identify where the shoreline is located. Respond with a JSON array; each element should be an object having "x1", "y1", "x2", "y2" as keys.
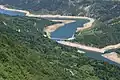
[
  {"x1": 0, "y1": 5, "x2": 94, "y2": 34},
  {"x1": 40, "y1": 15, "x2": 95, "y2": 33},
  {"x1": 57, "y1": 41, "x2": 105, "y2": 53},
  {"x1": 0, "y1": 5, "x2": 30, "y2": 15},
  {"x1": 102, "y1": 43, "x2": 120, "y2": 50},
  {"x1": 76, "y1": 18, "x2": 94, "y2": 32},
  {"x1": 102, "y1": 52, "x2": 120, "y2": 64},
  {"x1": 0, "y1": 5, "x2": 120, "y2": 65},
  {"x1": 44, "y1": 20, "x2": 75, "y2": 33},
  {"x1": 43, "y1": 16, "x2": 94, "y2": 40}
]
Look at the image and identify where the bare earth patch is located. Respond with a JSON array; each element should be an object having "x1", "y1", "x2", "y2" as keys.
[{"x1": 102, "y1": 52, "x2": 120, "y2": 64}]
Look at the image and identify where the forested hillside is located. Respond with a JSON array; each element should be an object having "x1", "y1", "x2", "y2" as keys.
[
  {"x1": 0, "y1": 0, "x2": 120, "y2": 79},
  {"x1": 0, "y1": 0, "x2": 120, "y2": 21},
  {"x1": 0, "y1": 14, "x2": 120, "y2": 80},
  {"x1": 74, "y1": 17, "x2": 120, "y2": 48},
  {"x1": 1, "y1": 0, "x2": 120, "y2": 47}
]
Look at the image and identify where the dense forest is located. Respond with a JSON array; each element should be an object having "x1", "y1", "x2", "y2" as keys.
[
  {"x1": 0, "y1": 0, "x2": 120, "y2": 79},
  {"x1": 0, "y1": 14, "x2": 120, "y2": 80},
  {"x1": 1, "y1": 0, "x2": 120, "y2": 48}
]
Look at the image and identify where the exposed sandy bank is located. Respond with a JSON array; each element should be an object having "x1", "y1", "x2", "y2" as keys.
[
  {"x1": 0, "y1": 5, "x2": 30, "y2": 15},
  {"x1": 57, "y1": 41, "x2": 105, "y2": 53},
  {"x1": 0, "y1": 5, "x2": 94, "y2": 33},
  {"x1": 39, "y1": 15, "x2": 95, "y2": 33},
  {"x1": 43, "y1": 15, "x2": 94, "y2": 37},
  {"x1": 102, "y1": 43, "x2": 120, "y2": 50},
  {"x1": 44, "y1": 20, "x2": 75, "y2": 33},
  {"x1": 51, "y1": 20, "x2": 75, "y2": 23},
  {"x1": 102, "y1": 52, "x2": 120, "y2": 64},
  {"x1": 76, "y1": 18, "x2": 94, "y2": 32},
  {"x1": 44, "y1": 23, "x2": 65, "y2": 33},
  {"x1": 1, "y1": 5, "x2": 120, "y2": 65}
]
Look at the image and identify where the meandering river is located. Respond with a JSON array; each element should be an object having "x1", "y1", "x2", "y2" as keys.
[
  {"x1": 50, "y1": 19, "x2": 89, "y2": 40},
  {"x1": 0, "y1": 6, "x2": 120, "y2": 67}
]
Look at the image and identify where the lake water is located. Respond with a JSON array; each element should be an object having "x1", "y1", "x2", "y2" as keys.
[
  {"x1": 0, "y1": 8, "x2": 119, "y2": 67},
  {"x1": 0, "y1": 9, "x2": 26, "y2": 16},
  {"x1": 51, "y1": 19, "x2": 89, "y2": 40},
  {"x1": 81, "y1": 49, "x2": 120, "y2": 67},
  {"x1": 51, "y1": 18, "x2": 120, "y2": 66}
]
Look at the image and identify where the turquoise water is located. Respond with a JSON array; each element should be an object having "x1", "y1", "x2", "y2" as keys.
[{"x1": 51, "y1": 19, "x2": 89, "y2": 40}]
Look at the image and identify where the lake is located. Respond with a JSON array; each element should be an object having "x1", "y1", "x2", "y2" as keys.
[
  {"x1": 82, "y1": 49, "x2": 120, "y2": 67},
  {"x1": 51, "y1": 18, "x2": 120, "y2": 66},
  {"x1": 0, "y1": 8, "x2": 26, "y2": 16},
  {"x1": 0, "y1": 8, "x2": 119, "y2": 67},
  {"x1": 50, "y1": 19, "x2": 89, "y2": 40}
]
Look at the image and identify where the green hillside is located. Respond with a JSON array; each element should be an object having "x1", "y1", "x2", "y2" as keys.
[
  {"x1": 74, "y1": 18, "x2": 120, "y2": 48},
  {"x1": 0, "y1": 14, "x2": 120, "y2": 80},
  {"x1": 1, "y1": 0, "x2": 120, "y2": 21}
]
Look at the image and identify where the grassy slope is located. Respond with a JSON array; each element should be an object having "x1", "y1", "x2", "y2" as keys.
[{"x1": 0, "y1": 15, "x2": 120, "y2": 80}]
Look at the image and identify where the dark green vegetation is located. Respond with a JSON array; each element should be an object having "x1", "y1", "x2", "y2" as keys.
[
  {"x1": 1, "y1": 0, "x2": 120, "y2": 47},
  {"x1": 0, "y1": 14, "x2": 120, "y2": 80},
  {"x1": 1, "y1": 0, "x2": 120, "y2": 20},
  {"x1": 0, "y1": 0, "x2": 120, "y2": 79},
  {"x1": 74, "y1": 17, "x2": 120, "y2": 48},
  {"x1": 1, "y1": 0, "x2": 120, "y2": 48}
]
